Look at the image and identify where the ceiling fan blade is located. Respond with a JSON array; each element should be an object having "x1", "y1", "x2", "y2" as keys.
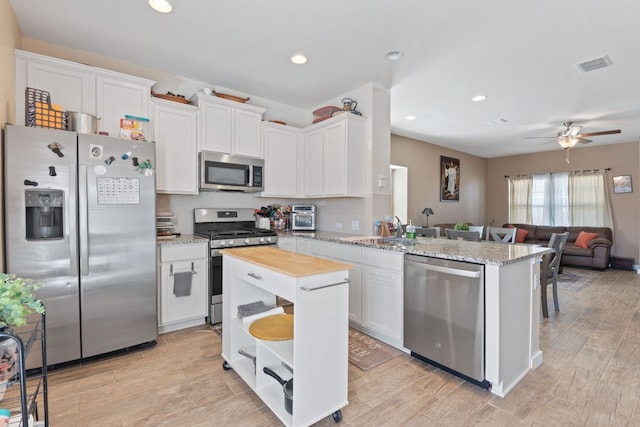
[
  {"x1": 578, "y1": 129, "x2": 621, "y2": 137},
  {"x1": 535, "y1": 139, "x2": 557, "y2": 146},
  {"x1": 577, "y1": 138, "x2": 592, "y2": 144},
  {"x1": 525, "y1": 136, "x2": 556, "y2": 139}
]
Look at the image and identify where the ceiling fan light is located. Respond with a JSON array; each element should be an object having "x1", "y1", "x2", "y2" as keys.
[{"x1": 558, "y1": 137, "x2": 579, "y2": 149}]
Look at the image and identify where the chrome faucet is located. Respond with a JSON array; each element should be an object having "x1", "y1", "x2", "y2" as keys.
[{"x1": 395, "y1": 216, "x2": 403, "y2": 238}]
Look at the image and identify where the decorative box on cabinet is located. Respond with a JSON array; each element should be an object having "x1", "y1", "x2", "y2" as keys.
[
  {"x1": 303, "y1": 114, "x2": 367, "y2": 197},
  {"x1": 158, "y1": 242, "x2": 209, "y2": 333},
  {"x1": 151, "y1": 98, "x2": 198, "y2": 194},
  {"x1": 262, "y1": 122, "x2": 301, "y2": 197},
  {"x1": 192, "y1": 92, "x2": 266, "y2": 158}
]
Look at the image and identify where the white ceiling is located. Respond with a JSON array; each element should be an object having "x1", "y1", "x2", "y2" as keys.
[{"x1": 9, "y1": 0, "x2": 640, "y2": 158}]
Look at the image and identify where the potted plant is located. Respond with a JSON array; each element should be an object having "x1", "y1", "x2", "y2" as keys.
[
  {"x1": 0, "y1": 273, "x2": 45, "y2": 399},
  {"x1": 0, "y1": 273, "x2": 45, "y2": 329},
  {"x1": 454, "y1": 222, "x2": 469, "y2": 231}
]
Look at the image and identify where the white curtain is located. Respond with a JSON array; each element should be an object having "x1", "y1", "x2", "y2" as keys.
[
  {"x1": 509, "y1": 176, "x2": 532, "y2": 223},
  {"x1": 569, "y1": 170, "x2": 614, "y2": 229}
]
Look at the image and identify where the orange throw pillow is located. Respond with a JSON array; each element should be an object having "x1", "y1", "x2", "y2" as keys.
[
  {"x1": 575, "y1": 231, "x2": 598, "y2": 248},
  {"x1": 508, "y1": 225, "x2": 529, "y2": 243}
]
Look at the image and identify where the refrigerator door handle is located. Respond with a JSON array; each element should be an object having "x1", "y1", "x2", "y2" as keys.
[
  {"x1": 78, "y1": 164, "x2": 89, "y2": 276},
  {"x1": 69, "y1": 165, "x2": 79, "y2": 276}
]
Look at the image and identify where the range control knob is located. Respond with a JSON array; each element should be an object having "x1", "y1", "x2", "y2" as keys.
[
  {"x1": 259, "y1": 237, "x2": 265, "y2": 243},
  {"x1": 266, "y1": 237, "x2": 273, "y2": 243},
  {"x1": 244, "y1": 238, "x2": 251, "y2": 245},
  {"x1": 219, "y1": 240, "x2": 226, "y2": 246},
  {"x1": 228, "y1": 240, "x2": 234, "y2": 246}
]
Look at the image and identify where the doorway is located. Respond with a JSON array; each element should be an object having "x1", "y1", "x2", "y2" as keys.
[{"x1": 391, "y1": 165, "x2": 408, "y2": 223}]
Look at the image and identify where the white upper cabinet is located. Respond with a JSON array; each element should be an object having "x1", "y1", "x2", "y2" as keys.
[
  {"x1": 262, "y1": 121, "x2": 301, "y2": 197},
  {"x1": 304, "y1": 128, "x2": 324, "y2": 197},
  {"x1": 192, "y1": 92, "x2": 266, "y2": 158},
  {"x1": 95, "y1": 74, "x2": 153, "y2": 137},
  {"x1": 303, "y1": 114, "x2": 367, "y2": 198},
  {"x1": 15, "y1": 50, "x2": 155, "y2": 137},
  {"x1": 15, "y1": 50, "x2": 95, "y2": 125},
  {"x1": 151, "y1": 98, "x2": 198, "y2": 194}
]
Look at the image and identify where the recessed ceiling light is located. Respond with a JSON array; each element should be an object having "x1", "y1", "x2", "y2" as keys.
[
  {"x1": 405, "y1": 115, "x2": 417, "y2": 121},
  {"x1": 148, "y1": 0, "x2": 172, "y2": 13},
  {"x1": 385, "y1": 50, "x2": 404, "y2": 61},
  {"x1": 472, "y1": 95, "x2": 487, "y2": 102},
  {"x1": 291, "y1": 54, "x2": 308, "y2": 65}
]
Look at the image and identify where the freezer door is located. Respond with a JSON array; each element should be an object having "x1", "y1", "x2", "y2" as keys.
[
  {"x1": 3, "y1": 125, "x2": 81, "y2": 367},
  {"x1": 78, "y1": 134, "x2": 157, "y2": 357}
]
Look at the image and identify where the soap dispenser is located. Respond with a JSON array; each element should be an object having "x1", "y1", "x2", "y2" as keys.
[{"x1": 405, "y1": 220, "x2": 416, "y2": 239}]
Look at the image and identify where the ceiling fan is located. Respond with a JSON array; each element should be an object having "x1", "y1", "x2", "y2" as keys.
[{"x1": 526, "y1": 121, "x2": 621, "y2": 163}]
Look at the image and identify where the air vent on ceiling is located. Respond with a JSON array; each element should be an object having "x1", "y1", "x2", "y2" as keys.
[{"x1": 577, "y1": 55, "x2": 612, "y2": 73}]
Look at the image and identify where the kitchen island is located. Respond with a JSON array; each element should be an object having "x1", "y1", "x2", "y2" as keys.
[
  {"x1": 279, "y1": 231, "x2": 552, "y2": 397},
  {"x1": 221, "y1": 246, "x2": 352, "y2": 426}
]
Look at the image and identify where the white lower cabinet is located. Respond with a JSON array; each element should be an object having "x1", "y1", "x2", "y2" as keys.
[
  {"x1": 158, "y1": 242, "x2": 208, "y2": 333},
  {"x1": 361, "y1": 248, "x2": 404, "y2": 347},
  {"x1": 278, "y1": 237, "x2": 297, "y2": 253},
  {"x1": 222, "y1": 249, "x2": 349, "y2": 426},
  {"x1": 330, "y1": 243, "x2": 363, "y2": 325},
  {"x1": 296, "y1": 239, "x2": 330, "y2": 258}
]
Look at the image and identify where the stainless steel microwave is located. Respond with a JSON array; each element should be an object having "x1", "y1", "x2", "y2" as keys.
[{"x1": 199, "y1": 151, "x2": 264, "y2": 192}]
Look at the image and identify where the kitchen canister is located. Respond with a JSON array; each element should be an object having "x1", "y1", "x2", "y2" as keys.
[{"x1": 258, "y1": 218, "x2": 270, "y2": 230}]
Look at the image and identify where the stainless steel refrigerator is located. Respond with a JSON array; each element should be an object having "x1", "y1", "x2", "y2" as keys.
[{"x1": 3, "y1": 124, "x2": 158, "y2": 367}]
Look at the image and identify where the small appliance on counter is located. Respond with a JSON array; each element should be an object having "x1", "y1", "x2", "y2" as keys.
[{"x1": 290, "y1": 204, "x2": 316, "y2": 231}]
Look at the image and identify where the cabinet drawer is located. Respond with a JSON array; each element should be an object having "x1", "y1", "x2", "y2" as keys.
[
  {"x1": 331, "y1": 243, "x2": 362, "y2": 263},
  {"x1": 160, "y1": 243, "x2": 208, "y2": 263},
  {"x1": 232, "y1": 259, "x2": 296, "y2": 302},
  {"x1": 363, "y1": 249, "x2": 403, "y2": 271}
]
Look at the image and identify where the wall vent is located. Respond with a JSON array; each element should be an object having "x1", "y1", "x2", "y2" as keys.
[{"x1": 577, "y1": 55, "x2": 612, "y2": 73}]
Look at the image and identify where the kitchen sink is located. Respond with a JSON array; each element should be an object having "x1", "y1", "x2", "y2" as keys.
[{"x1": 338, "y1": 236, "x2": 418, "y2": 246}]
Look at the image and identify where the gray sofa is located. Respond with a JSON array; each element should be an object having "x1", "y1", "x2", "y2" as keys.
[{"x1": 505, "y1": 224, "x2": 613, "y2": 270}]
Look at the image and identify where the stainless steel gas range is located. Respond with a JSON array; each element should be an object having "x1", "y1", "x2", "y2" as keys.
[{"x1": 194, "y1": 208, "x2": 278, "y2": 324}]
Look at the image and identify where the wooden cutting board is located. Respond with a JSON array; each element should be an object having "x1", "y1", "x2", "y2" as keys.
[{"x1": 222, "y1": 246, "x2": 352, "y2": 277}]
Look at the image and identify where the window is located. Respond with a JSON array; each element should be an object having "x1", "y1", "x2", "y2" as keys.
[{"x1": 508, "y1": 170, "x2": 613, "y2": 229}]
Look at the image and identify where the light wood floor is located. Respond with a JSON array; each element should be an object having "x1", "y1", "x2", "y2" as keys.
[{"x1": 45, "y1": 268, "x2": 640, "y2": 426}]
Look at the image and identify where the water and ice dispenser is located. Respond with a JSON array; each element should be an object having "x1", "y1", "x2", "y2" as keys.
[{"x1": 25, "y1": 189, "x2": 64, "y2": 240}]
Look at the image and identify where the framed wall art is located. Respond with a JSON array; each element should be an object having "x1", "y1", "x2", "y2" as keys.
[
  {"x1": 440, "y1": 156, "x2": 460, "y2": 201},
  {"x1": 613, "y1": 175, "x2": 633, "y2": 194}
]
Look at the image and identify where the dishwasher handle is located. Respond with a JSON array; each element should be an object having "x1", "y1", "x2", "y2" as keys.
[{"x1": 407, "y1": 259, "x2": 482, "y2": 279}]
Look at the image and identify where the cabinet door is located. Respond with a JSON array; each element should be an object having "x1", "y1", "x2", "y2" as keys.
[
  {"x1": 96, "y1": 75, "x2": 151, "y2": 137},
  {"x1": 304, "y1": 129, "x2": 324, "y2": 197},
  {"x1": 159, "y1": 258, "x2": 208, "y2": 326},
  {"x1": 362, "y1": 266, "x2": 403, "y2": 344},
  {"x1": 199, "y1": 101, "x2": 232, "y2": 153},
  {"x1": 233, "y1": 109, "x2": 263, "y2": 158},
  {"x1": 263, "y1": 125, "x2": 298, "y2": 197},
  {"x1": 16, "y1": 54, "x2": 94, "y2": 125},
  {"x1": 323, "y1": 120, "x2": 348, "y2": 196},
  {"x1": 152, "y1": 100, "x2": 198, "y2": 194},
  {"x1": 278, "y1": 237, "x2": 297, "y2": 253}
]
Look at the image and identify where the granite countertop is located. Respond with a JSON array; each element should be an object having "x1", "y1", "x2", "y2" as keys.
[
  {"x1": 157, "y1": 234, "x2": 209, "y2": 246},
  {"x1": 278, "y1": 230, "x2": 552, "y2": 266}
]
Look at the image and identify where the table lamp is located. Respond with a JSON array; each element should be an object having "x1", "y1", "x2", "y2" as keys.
[{"x1": 421, "y1": 208, "x2": 434, "y2": 227}]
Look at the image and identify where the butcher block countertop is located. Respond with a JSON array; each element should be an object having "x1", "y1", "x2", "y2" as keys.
[{"x1": 221, "y1": 246, "x2": 352, "y2": 277}]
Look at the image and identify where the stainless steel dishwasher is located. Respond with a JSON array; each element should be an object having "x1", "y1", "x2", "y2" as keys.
[{"x1": 404, "y1": 254, "x2": 489, "y2": 388}]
